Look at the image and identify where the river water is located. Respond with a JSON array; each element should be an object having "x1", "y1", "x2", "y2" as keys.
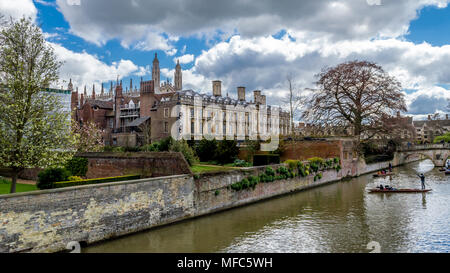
[{"x1": 84, "y1": 160, "x2": 450, "y2": 253}]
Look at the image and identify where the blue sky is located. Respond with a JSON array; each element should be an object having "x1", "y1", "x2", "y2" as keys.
[{"x1": 2, "y1": 0, "x2": 450, "y2": 120}]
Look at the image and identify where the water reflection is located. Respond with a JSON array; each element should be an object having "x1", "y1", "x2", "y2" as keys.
[{"x1": 84, "y1": 160, "x2": 449, "y2": 253}]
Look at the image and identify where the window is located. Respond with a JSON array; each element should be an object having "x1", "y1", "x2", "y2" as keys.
[
  {"x1": 164, "y1": 108, "x2": 169, "y2": 118},
  {"x1": 191, "y1": 121, "x2": 195, "y2": 134},
  {"x1": 190, "y1": 107, "x2": 194, "y2": 118},
  {"x1": 164, "y1": 122, "x2": 169, "y2": 133}
]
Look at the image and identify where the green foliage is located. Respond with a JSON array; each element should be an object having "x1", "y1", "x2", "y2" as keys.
[
  {"x1": 216, "y1": 140, "x2": 240, "y2": 164},
  {"x1": 434, "y1": 132, "x2": 450, "y2": 143},
  {"x1": 123, "y1": 146, "x2": 140, "y2": 152},
  {"x1": 54, "y1": 175, "x2": 141, "y2": 188},
  {"x1": 139, "y1": 142, "x2": 161, "y2": 152},
  {"x1": 232, "y1": 159, "x2": 252, "y2": 167},
  {"x1": 265, "y1": 167, "x2": 275, "y2": 176},
  {"x1": 159, "y1": 136, "x2": 174, "y2": 151},
  {"x1": 196, "y1": 138, "x2": 218, "y2": 162},
  {"x1": 307, "y1": 157, "x2": 325, "y2": 167},
  {"x1": 37, "y1": 167, "x2": 71, "y2": 189},
  {"x1": 64, "y1": 157, "x2": 88, "y2": 177},
  {"x1": 170, "y1": 140, "x2": 198, "y2": 166},
  {"x1": 215, "y1": 190, "x2": 220, "y2": 196},
  {"x1": 284, "y1": 159, "x2": 299, "y2": 170},
  {"x1": 67, "y1": 176, "x2": 83, "y2": 181}
]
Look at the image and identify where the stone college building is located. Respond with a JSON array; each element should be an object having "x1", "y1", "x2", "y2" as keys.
[{"x1": 70, "y1": 53, "x2": 291, "y2": 146}]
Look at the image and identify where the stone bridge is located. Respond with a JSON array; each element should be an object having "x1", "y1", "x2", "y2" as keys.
[{"x1": 396, "y1": 143, "x2": 450, "y2": 167}]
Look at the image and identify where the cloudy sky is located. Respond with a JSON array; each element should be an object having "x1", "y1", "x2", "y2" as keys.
[{"x1": 1, "y1": 0, "x2": 450, "y2": 120}]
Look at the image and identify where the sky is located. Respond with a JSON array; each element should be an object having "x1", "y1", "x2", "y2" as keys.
[{"x1": 1, "y1": 0, "x2": 450, "y2": 121}]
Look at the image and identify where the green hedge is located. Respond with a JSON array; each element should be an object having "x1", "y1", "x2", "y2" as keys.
[
  {"x1": 64, "y1": 157, "x2": 88, "y2": 177},
  {"x1": 253, "y1": 154, "x2": 280, "y2": 166},
  {"x1": 53, "y1": 174, "x2": 141, "y2": 188}
]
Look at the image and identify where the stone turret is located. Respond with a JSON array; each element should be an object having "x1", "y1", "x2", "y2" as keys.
[
  {"x1": 174, "y1": 59, "x2": 182, "y2": 91},
  {"x1": 152, "y1": 53, "x2": 160, "y2": 93}
]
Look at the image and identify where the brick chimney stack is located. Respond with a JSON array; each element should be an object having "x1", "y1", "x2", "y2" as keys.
[{"x1": 237, "y1": 86, "x2": 246, "y2": 101}]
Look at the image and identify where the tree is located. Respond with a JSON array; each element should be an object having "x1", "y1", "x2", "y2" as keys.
[
  {"x1": 283, "y1": 74, "x2": 304, "y2": 137},
  {"x1": 72, "y1": 120, "x2": 104, "y2": 152},
  {"x1": 302, "y1": 60, "x2": 407, "y2": 152},
  {"x1": 0, "y1": 17, "x2": 75, "y2": 193}
]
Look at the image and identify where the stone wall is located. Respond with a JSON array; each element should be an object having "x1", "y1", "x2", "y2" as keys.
[
  {"x1": 194, "y1": 165, "x2": 342, "y2": 216},
  {"x1": 281, "y1": 139, "x2": 344, "y2": 162},
  {"x1": 79, "y1": 152, "x2": 192, "y2": 179},
  {"x1": 0, "y1": 175, "x2": 194, "y2": 253}
]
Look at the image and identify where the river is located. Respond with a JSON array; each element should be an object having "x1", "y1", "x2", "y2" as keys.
[{"x1": 83, "y1": 160, "x2": 450, "y2": 253}]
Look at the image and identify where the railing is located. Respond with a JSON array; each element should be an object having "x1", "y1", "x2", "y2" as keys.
[{"x1": 399, "y1": 143, "x2": 450, "y2": 151}]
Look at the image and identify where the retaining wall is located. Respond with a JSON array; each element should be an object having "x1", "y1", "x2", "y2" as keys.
[{"x1": 0, "y1": 154, "x2": 422, "y2": 253}]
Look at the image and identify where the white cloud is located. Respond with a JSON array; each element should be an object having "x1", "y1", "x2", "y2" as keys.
[
  {"x1": 51, "y1": 43, "x2": 146, "y2": 92},
  {"x1": 0, "y1": 0, "x2": 37, "y2": 20},
  {"x1": 187, "y1": 34, "x2": 450, "y2": 116},
  {"x1": 174, "y1": 54, "x2": 194, "y2": 64}
]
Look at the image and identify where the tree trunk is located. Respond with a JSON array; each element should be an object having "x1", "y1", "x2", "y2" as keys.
[{"x1": 10, "y1": 170, "x2": 18, "y2": 193}]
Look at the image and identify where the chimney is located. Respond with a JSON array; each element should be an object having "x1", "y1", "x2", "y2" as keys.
[
  {"x1": 261, "y1": 95, "x2": 266, "y2": 105},
  {"x1": 253, "y1": 90, "x2": 261, "y2": 104},
  {"x1": 237, "y1": 86, "x2": 246, "y2": 101},
  {"x1": 397, "y1": 111, "x2": 400, "y2": 118},
  {"x1": 212, "y1": 80, "x2": 221, "y2": 97},
  {"x1": 446, "y1": 114, "x2": 449, "y2": 120},
  {"x1": 428, "y1": 115, "x2": 431, "y2": 120}
]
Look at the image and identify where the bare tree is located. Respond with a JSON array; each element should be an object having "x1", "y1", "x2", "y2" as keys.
[{"x1": 302, "y1": 60, "x2": 407, "y2": 151}]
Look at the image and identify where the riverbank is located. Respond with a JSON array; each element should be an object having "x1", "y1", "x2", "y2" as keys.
[{"x1": 0, "y1": 155, "x2": 420, "y2": 253}]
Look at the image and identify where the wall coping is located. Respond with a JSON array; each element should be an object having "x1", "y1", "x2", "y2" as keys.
[{"x1": 0, "y1": 174, "x2": 192, "y2": 200}]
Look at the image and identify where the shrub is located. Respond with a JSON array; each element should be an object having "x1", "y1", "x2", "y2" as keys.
[
  {"x1": 170, "y1": 140, "x2": 198, "y2": 166},
  {"x1": 54, "y1": 174, "x2": 141, "y2": 188},
  {"x1": 253, "y1": 154, "x2": 280, "y2": 166},
  {"x1": 309, "y1": 162, "x2": 319, "y2": 173},
  {"x1": 196, "y1": 138, "x2": 218, "y2": 162},
  {"x1": 216, "y1": 140, "x2": 240, "y2": 164},
  {"x1": 248, "y1": 175, "x2": 259, "y2": 188},
  {"x1": 308, "y1": 157, "x2": 325, "y2": 168},
  {"x1": 159, "y1": 136, "x2": 174, "y2": 151},
  {"x1": 284, "y1": 160, "x2": 300, "y2": 171},
  {"x1": 64, "y1": 157, "x2": 88, "y2": 177},
  {"x1": 265, "y1": 167, "x2": 275, "y2": 176},
  {"x1": 123, "y1": 146, "x2": 140, "y2": 152},
  {"x1": 139, "y1": 143, "x2": 160, "y2": 152},
  {"x1": 37, "y1": 167, "x2": 71, "y2": 189},
  {"x1": 215, "y1": 190, "x2": 220, "y2": 196}
]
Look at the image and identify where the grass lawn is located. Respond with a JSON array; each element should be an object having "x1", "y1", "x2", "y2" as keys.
[
  {"x1": 190, "y1": 164, "x2": 235, "y2": 174},
  {"x1": 0, "y1": 178, "x2": 38, "y2": 195}
]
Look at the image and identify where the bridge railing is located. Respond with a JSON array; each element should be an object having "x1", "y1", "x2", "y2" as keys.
[{"x1": 399, "y1": 143, "x2": 450, "y2": 151}]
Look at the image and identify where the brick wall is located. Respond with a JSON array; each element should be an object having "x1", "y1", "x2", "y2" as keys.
[
  {"x1": 281, "y1": 140, "x2": 343, "y2": 161},
  {"x1": 0, "y1": 151, "x2": 417, "y2": 253}
]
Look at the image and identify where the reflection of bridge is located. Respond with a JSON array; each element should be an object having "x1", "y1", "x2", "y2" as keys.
[{"x1": 396, "y1": 143, "x2": 450, "y2": 167}]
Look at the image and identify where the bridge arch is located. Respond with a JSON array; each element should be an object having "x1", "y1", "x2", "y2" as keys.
[{"x1": 396, "y1": 144, "x2": 450, "y2": 167}]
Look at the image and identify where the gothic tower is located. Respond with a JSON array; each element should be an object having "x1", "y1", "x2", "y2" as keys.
[
  {"x1": 152, "y1": 53, "x2": 160, "y2": 93},
  {"x1": 174, "y1": 59, "x2": 182, "y2": 91}
]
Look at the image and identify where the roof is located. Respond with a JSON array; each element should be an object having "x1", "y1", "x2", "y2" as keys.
[
  {"x1": 413, "y1": 119, "x2": 450, "y2": 127},
  {"x1": 126, "y1": 116, "x2": 150, "y2": 127}
]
